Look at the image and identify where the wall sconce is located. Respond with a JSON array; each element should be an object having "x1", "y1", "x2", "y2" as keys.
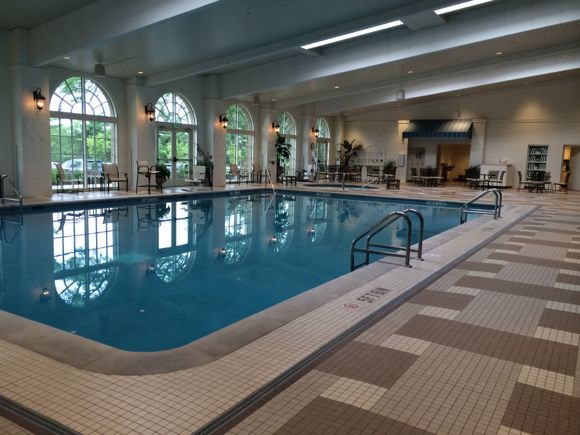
[
  {"x1": 33, "y1": 88, "x2": 46, "y2": 111},
  {"x1": 145, "y1": 263, "x2": 156, "y2": 276},
  {"x1": 144, "y1": 103, "x2": 155, "y2": 121},
  {"x1": 269, "y1": 236, "x2": 278, "y2": 245},
  {"x1": 312, "y1": 127, "x2": 320, "y2": 138},
  {"x1": 39, "y1": 287, "x2": 51, "y2": 302},
  {"x1": 217, "y1": 247, "x2": 227, "y2": 259},
  {"x1": 272, "y1": 121, "x2": 280, "y2": 133},
  {"x1": 219, "y1": 114, "x2": 229, "y2": 129}
]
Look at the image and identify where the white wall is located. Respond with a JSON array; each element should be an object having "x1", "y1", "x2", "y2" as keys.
[
  {"x1": 342, "y1": 77, "x2": 580, "y2": 188},
  {"x1": 0, "y1": 31, "x2": 14, "y2": 180}
]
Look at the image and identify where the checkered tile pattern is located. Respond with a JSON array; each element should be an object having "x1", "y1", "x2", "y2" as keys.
[{"x1": 228, "y1": 202, "x2": 580, "y2": 434}]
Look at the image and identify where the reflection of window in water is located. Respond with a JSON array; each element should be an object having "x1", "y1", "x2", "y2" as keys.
[
  {"x1": 157, "y1": 202, "x2": 191, "y2": 249},
  {"x1": 273, "y1": 198, "x2": 295, "y2": 253},
  {"x1": 52, "y1": 210, "x2": 117, "y2": 307},
  {"x1": 155, "y1": 252, "x2": 196, "y2": 283},
  {"x1": 156, "y1": 202, "x2": 196, "y2": 282},
  {"x1": 310, "y1": 199, "x2": 327, "y2": 243},
  {"x1": 224, "y1": 198, "x2": 252, "y2": 264}
]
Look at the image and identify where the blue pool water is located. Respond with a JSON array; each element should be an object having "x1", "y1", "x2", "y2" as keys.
[{"x1": 0, "y1": 192, "x2": 465, "y2": 352}]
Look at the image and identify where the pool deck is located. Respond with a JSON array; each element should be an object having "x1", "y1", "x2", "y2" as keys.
[{"x1": 0, "y1": 182, "x2": 579, "y2": 434}]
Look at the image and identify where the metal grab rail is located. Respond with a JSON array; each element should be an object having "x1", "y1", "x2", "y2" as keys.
[
  {"x1": 460, "y1": 188, "x2": 502, "y2": 224},
  {"x1": 265, "y1": 169, "x2": 277, "y2": 194},
  {"x1": 350, "y1": 209, "x2": 424, "y2": 271},
  {"x1": 1, "y1": 174, "x2": 23, "y2": 211},
  {"x1": 0, "y1": 174, "x2": 23, "y2": 245}
]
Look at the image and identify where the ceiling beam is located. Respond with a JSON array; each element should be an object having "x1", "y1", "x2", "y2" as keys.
[
  {"x1": 312, "y1": 47, "x2": 580, "y2": 114},
  {"x1": 29, "y1": 0, "x2": 219, "y2": 66},
  {"x1": 219, "y1": 0, "x2": 580, "y2": 99}
]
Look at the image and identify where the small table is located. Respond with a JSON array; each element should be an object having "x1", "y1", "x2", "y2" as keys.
[{"x1": 280, "y1": 175, "x2": 297, "y2": 186}]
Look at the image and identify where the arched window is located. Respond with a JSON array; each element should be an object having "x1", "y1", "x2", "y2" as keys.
[
  {"x1": 50, "y1": 77, "x2": 117, "y2": 187},
  {"x1": 155, "y1": 93, "x2": 197, "y2": 181},
  {"x1": 315, "y1": 117, "x2": 330, "y2": 165},
  {"x1": 226, "y1": 103, "x2": 254, "y2": 176},
  {"x1": 277, "y1": 112, "x2": 297, "y2": 175},
  {"x1": 155, "y1": 92, "x2": 196, "y2": 125}
]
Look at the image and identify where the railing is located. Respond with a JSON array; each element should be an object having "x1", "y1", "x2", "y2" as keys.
[
  {"x1": 350, "y1": 209, "x2": 424, "y2": 271},
  {"x1": 265, "y1": 169, "x2": 277, "y2": 194},
  {"x1": 0, "y1": 174, "x2": 23, "y2": 244},
  {"x1": 460, "y1": 188, "x2": 502, "y2": 224}
]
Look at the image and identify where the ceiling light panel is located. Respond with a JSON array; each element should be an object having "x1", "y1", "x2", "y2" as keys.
[
  {"x1": 301, "y1": 20, "x2": 404, "y2": 50},
  {"x1": 434, "y1": 0, "x2": 494, "y2": 16}
]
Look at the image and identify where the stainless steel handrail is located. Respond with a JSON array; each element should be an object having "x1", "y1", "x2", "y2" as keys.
[
  {"x1": 0, "y1": 174, "x2": 23, "y2": 244},
  {"x1": 265, "y1": 169, "x2": 277, "y2": 194},
  {"x1": 0, "y1": 174, "x2": 23, "y2": 212},
  {"x1": 460, "y1": 188, "x2": 502, "y2": 224},
  {"x1": 350, "y1": 209, "x2": 424, "y2": 271}
]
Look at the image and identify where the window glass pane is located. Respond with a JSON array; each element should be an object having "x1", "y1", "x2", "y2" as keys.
[
  {"x1": 50, "y1": 77, "x2": 117, "y2": 186},
  {"x1": 154, "y1": 93, "x2": 196, "y2": 125}
]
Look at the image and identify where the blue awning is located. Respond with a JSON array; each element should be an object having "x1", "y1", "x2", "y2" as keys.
[{"x1": 403, "y1": 119, "x2": 473, "y2": 139}]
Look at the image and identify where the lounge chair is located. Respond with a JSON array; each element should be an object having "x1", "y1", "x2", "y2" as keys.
[
  {"x1": 55, "y1": 162, "x2": 83, "y2": 193},
  {"x1": 228, "y1": 164, "x2": 249, "y2": 184},
  {"x1": 552, "y1": 171, "x2": 571, "y2": 194},
  {"x1": 102, "y1": 163, "x2": 128, "y2": 192}
]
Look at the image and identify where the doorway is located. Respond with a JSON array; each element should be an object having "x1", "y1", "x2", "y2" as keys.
[
  {"x1": 437, "y1": 144, "x2": 470, "y2": 181},
  {"x1": 563, "y1": 144, "x2": 579, "y2": 191},
  {"x1": 157, "y1": 126, "x2": 193, "y2": 187}
]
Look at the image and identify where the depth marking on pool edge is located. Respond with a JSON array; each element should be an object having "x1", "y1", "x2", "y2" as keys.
[{"x1": 349, "y1": 287, "x2": 391, "y2": 306}]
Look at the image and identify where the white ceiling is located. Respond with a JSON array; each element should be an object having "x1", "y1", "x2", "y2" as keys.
[{"x1": 2, "y1": 0, "x2": 580, "y2": 116}]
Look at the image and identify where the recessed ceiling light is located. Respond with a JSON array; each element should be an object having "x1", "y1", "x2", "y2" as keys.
[
  {"x1": 407, "y1": 70, "x2": 414, "y2": 74},
  {"x1": 63, "y1": 56, "x2": 70, "y2": 60},
  {"x1": 435, "y1": 0, "x2": 494, "y2": 16},
  {"x1": 137, "y1": 71, "x2": 144, "y2": 75},
  {"x1": 271, "y1": 98, "x2": 276, "y2": 102},
  {"x1": 524, "y1": 81, "x2": 529, "y2": 85},
  {"x1": 334, "y1": 85, "x2": 340, "y2": 89},
  {"x1": 301, "y1": 20, "x2": 404, "y2": 50},
  {"x1": 496, "y1": 51, "x2": 503, "y2": 55}
]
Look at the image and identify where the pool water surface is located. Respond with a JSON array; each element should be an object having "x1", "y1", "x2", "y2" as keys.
[{"x1": 0, "y1": 192, "x2": 464, "y2": 351}]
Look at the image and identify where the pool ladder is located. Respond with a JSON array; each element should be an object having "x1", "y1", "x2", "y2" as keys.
[
  {"x1": 460, "y1": 188, "x2": 502, "y2": 224},
  {"x1": 0, "y1": 174, "x2": 23, "y2": 244},
  {"x1": 350, "y1": 209, "x2": 424, "y2": 271}
]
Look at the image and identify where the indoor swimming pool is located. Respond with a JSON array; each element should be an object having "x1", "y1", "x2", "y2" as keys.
[{"x1": 0, "y1": 192, "x2": 468, "y2": 352}]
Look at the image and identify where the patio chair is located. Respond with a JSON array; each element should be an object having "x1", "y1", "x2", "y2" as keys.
[
  {"x1": 516, "y1": 171, "x2": 533, "y2": 191},
  {"x1": 55, "y1": 162, "x2": 83, "y2": 193},
  {"x1": 229, "y1": 164, "x2": 249, "y2": 184},
  {"x1": 552, "y1": 171, "x2": 571, "y2": 194},
  {"x1": 102, "y1": 163, "x2": 128, "y2": 192}
]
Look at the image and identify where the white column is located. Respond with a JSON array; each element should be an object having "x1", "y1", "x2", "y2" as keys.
[
  {"x1": 204, "y1": 99, "x2": 226, "y2": 187},
  {"x1": 397, "y1": 120, "x2": 410, "y2": 182},
  {"x1": 9, "y1": 64, "x2": 51, "y2": 197},
  {"x1": 301, "y1": 114, "x2": 316, "y2": 176},
  {"x1": 470, "y1": 119, "x2": 487, "y2": 167},
  {"x1": 126, "y1": 79, "x2": 158, "y2": 188},
  {"x1": 332, "y1": 116, "x2": 344, "y2": 165},
  {"x1": 260, "y1": 106, "x2": 276, "y2": 178}
]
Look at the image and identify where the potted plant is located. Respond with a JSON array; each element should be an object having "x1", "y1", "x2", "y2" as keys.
[
  {"x1": 440, "y1": 163, "x2": 455, "y2": 181},
  {"x1": 383, "y1": 160, "x2": 397, "y2": 176},
  {"x1": 274, "y1": 132, "x2": 291, "y2": 180},
  {"x1": 340, "y1": 139, "x2": 363, "y2": 168},
  {"x1": 155, "y1": 163, "x2": 170, "y2": 188}
]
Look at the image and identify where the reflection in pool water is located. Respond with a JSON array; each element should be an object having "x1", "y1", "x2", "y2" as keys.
[{"x1": 0, "y1": 193, "x2": 461, "y2": 352}]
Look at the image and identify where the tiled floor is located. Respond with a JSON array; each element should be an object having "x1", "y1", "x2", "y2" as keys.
[
  {"x1": 1, "y1": 181, "x2": 579, "y2": 434},
  {"x1": 225, "y1": 195, "x2": 580, "y2": 435}
]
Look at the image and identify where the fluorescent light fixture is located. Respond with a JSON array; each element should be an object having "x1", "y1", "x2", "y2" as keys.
[
  {"x1": 301, "y1": 20, "x2": 404, "y2": 50},
  {"x1": 434, "y1": 0, "x2": 494, "y2": 15}
]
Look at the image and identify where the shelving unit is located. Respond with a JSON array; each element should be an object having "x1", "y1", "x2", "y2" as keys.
[{"x1": 526, "y1": 145, "x2": 548, "y2": 179}]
